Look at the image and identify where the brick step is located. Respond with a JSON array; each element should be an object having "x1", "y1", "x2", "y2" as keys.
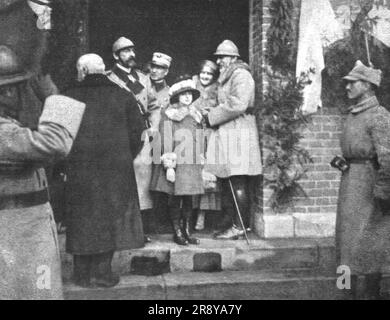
[
  {"x1": 60, "y1": 234, "x2": 336, "y2": 281},
  {"x1": 63, "y1": 270, "x2": 390, "y2": 300}
]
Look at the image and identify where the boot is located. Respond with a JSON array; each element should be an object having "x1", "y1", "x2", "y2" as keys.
[
  {"x1": 169, "y1": 207, "x2": 188, "y2": 246},
  {"x1": 182, "y1": 209, "x2": 200, "y2": 245},
  {"x1": 73, "y1": 255, "x2": 93, "y2": 288},
  {"x1": 91, "y1": 251, "x2": 120, "y2": 288}
]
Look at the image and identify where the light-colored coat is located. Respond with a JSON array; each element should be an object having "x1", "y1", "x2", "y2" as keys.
[
  {"x1": 0, "y1": 95, "x2": 85, "y2": 300},
  {"x1": 336, "y1": 96, "x2": 390, "y2": 275},
  {"x1": 205, "y1": 61, "x2": 262, "y2": 178}
]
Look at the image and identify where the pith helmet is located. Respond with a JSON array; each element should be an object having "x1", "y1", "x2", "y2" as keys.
[
  {"x1": 0, "y1": 45, "x2": 31, "y2": 86},
  {"x1": 112, "y1": 37, "x2": 135, "y2": 54},
  {"x1": 343, "y1": 60, "x2": 382, "y2": 87},
  {"x1": 214, "y1": 40, "x2": 240, "y2": 57}
]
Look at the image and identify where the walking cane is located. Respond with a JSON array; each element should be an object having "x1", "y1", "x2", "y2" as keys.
[{"x1": 228, "y1": 179, "x2": 250, "y2": 245}]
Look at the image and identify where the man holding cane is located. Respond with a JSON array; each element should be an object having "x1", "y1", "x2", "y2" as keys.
[{"x1": 202, "y1": 40, "x2": 262, "y2": 240}]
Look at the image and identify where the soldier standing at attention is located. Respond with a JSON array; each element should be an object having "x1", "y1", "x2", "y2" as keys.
[{"x1": 333, "y1": 61, "x2": 390, "y2": 299}]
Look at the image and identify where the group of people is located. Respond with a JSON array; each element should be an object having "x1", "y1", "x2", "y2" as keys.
[
  {"x1": 1, "y1": 0, "x2": 390, "y2": 302},
  {"x1": 62, "y1": 36, "x2": 263, "y2": 289}
]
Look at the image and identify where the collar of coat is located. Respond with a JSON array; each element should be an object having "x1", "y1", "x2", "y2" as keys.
[
  {"x1": 218, "y1": 60, "x2": 251, "y2": 85},
  {"x1": 348, "y1": 96, "x2": 380, "y2": 114},
  {"x1": 72, "y1": 74, "x2": 116, "y2": 88},
  {"x1": 165, "y1": 104, "x2": 203, "y2": 123},
  {"x1": 151, "y1": 79, "x2": 168, "y2": 92}
]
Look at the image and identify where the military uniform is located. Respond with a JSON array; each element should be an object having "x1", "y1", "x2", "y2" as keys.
[
  {"x1": 107, "y1": 65, "x2": 158, "y2": 210},
  {"x1": 0, "y1": 95, "x2": 85, "y2": 300}
]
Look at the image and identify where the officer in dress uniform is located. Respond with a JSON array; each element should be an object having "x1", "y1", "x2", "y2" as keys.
[
  {"x1": 107, "y1": 37, "x2": 159, "y2": 242},
  {"x1": 0, "y1": 45, "x2": 85, "y2": 300},
  {"x1": 148, "y1": 52, "x2": 172, "y2": 232}
]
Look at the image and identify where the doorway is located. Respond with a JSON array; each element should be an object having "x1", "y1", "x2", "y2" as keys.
[{"x1": 88, "y1": 0, "x2": 249, "y2": 83}]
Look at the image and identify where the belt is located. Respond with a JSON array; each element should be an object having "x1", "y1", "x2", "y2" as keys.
[
  {"x1": 346, "y1": 157, "x2": 379, "y2": 169},
  {"x1": 0, "y1": 189, "x2": 49, "y2": 210}
]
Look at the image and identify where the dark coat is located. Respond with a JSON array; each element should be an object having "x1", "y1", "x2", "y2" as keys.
[
  {"x1": 150, "y1": 104, "x2": 204, "y2": 196},
  {"x1": 336, "y1": 96, "x2": 390, "y2": 274},
  {"x1": 64, "y1": 74, "x2": 146, "y2": 255}
]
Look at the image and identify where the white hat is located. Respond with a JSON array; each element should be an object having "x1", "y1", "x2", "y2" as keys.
[
  {"x1": 169, "y1": 77, "x2": 200, "y2": 104},
  {"x1": 112, "y1": 37, "x2": 135, "y2": 54},
  {"x1": 151, "y1": 52, "x2": 172, "y2": 69}
]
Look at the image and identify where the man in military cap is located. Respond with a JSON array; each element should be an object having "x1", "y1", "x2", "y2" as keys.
[
  {"x1": 148, "y1": 52, "x2": 172, "y2": 232},
  {"x1": 0, "y1": 45, "x2": 85, "y2": 300},
  {"x1": 333, "y1": 61, "x2": 390, "y2": 299}
]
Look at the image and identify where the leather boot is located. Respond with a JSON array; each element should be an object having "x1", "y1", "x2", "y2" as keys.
[
  {"x1": 182, "y1": 208, "x2": 200, "y2": 245},
  {"x1": 169, "y1": 207, "x2": 188, "y2": 246},
  {"x1": 91, "y1": 251, "x2": 120, "y2": 288},
  {"x1": 73, "y1": 255, "x2": 93, "y2": 288}
]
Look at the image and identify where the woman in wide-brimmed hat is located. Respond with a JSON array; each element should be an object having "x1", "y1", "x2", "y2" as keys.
[{"x1": 150, "y1": 75, "x2": 205, "y2": 246}]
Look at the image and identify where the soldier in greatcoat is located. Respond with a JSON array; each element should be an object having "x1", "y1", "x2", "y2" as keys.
[
  {"x1": 0, "y1": 45, "x2": 85, "y2": 300},
  {"x1": 333, "y1": 61, "x2": 390, "y2": 299}
]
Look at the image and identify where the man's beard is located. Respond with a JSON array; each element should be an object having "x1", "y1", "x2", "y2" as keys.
[{"x1": 119, "y1": 57, "x2": 137, "y2": 69}]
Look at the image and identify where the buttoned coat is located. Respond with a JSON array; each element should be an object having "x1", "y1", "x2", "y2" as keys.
[
  {"x1": 150, "y1": 105, "x2": 204, "y2": 196},
  {"x1": 205, "y1": 61, "x2": 262, "y2": 178},
  {"x1": 336, "y1": 96, "x2": 390, "y2": 275},
  {"x1": 0, "y1": 95, "x2": 85, "y2": 300}
]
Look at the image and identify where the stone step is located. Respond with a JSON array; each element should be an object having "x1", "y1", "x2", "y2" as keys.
[
  {"x1": 64, "y1": 270, "x2": 390, "y2": 300},
  {"x1": 60, "y1": 234, "x2": 336, "y2": 281}
]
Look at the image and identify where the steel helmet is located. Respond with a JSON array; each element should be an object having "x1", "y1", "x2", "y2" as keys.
[
  {"x1": 0, "y1": 45, "x2": 31, "y2": 86},
  {"x1": 112, "y1": 37, "x2": 135, "y2": 54},
  {"x1": 214, "y1": 40, "x2": 240, "y2": 57}
]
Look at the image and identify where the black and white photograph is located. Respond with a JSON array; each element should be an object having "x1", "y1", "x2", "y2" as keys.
[{"x1": 1, "y1": 0, "x2": 390, "y2": 303}]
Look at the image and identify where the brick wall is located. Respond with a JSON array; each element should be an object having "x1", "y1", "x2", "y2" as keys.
[{"x1": 251, "y1": 0, "x2": 344, "y2": 238}]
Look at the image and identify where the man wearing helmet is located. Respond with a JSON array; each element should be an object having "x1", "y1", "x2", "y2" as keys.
[
  {"x1": 202, "y1": 40, "x2": 262, "y2": 240},
  {"x1": 107, "y1": 37, "x2": 160, "y2": 242},
  {"x1": 0, "y1": 45, "x2": 85, "y2": 300}
]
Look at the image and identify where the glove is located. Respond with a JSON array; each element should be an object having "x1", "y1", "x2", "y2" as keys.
[
  {"x1": 375, "y1": 198, "x2": 390, "y2": 216},
  {"x1": 166, "y1": 168, "x2": 176, "y2": 183}
]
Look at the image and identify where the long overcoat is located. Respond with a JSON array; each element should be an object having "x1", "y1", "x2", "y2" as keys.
[
  {"x1": 336, "y1": 96, "x2": 390, "y2": 275},
  {"x1": 64, "y1": 75, "x2": 145, "y2": 255},
  {"x1": 107, "y1": 66, "x2": 159, "y2": 210},
  {"x1": 0, "y1": 95, "x2": 85, "y2": 300},
  {"x1": 205, "y1": 61, "x2": 262, "y2": 178}
]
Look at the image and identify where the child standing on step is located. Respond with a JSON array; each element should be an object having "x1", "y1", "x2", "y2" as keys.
[{"x1": 150, "y1": 75, "x2": 205, "y2": 246}]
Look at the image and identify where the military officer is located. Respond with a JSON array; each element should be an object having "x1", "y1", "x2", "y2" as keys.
[
  {"x1": 0, "y1": 45, "x2": 85, "y2": 300},
  {"x1": 148, "y1": 52, "x2": 172, "y2": 232},
  {"x1": 107, "y1": 37, "x2": 157, "y2": 225}
]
